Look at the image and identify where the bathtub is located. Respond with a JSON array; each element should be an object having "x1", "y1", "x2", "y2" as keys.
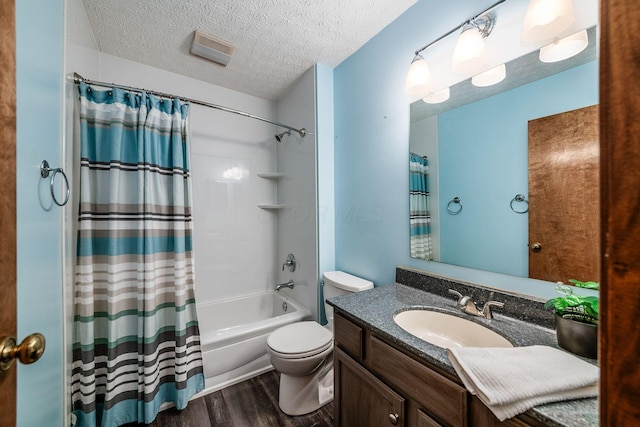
[{"x1": 194, "y1": 290, "x2": 312, "y2": 396}]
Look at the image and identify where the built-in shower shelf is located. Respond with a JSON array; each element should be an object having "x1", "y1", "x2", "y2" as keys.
[
  {"x1": 257, "y1": 173, "x2": 285, "y2": 180},
  {"x1": 257, "y1": 204, "x2": 287, "y2": 210}
]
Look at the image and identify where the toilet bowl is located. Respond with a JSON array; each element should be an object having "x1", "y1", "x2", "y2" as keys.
[{"x1": 266, "y1": 271, "x2": 373, "y2": 416}]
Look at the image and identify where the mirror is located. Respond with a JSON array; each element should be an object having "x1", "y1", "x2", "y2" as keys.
[{"x1": 409, "y1": 11, "x2": 599, "y2": 283}]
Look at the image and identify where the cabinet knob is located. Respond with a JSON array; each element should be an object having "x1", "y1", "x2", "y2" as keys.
[
  {"x1": 531, "y1": 242, "x2": 542, "y2": 252},
  {"x1": 388, "y1": 413, "x2": 399, "y2": 425}
]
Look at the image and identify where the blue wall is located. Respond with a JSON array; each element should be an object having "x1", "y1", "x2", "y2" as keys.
[
  {"x1": 438, "y1": 61, "x2": 598, "y2": 276},
  {"x1": 316, "y1": 64, "x2": 335, "y2": 323},
  {"x1": 333, "y1": 0, "x2": 598, "y2": 298},
  {"x1": 16, "y1": 0, "x2": 65, "y2": 424},
  {"x1": 334, "y1": 0, "x2": 497, "y2": 286}
]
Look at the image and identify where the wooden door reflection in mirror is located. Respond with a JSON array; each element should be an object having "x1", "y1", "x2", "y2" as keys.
[{"x1": 528, "y1": 105, "x2": 600, "y2": 283}]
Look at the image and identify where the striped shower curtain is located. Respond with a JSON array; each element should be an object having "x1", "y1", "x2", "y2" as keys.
[
  {"x1": 410, "y1": 152, "x2": 433, "y2": 260},
  {"x1": 71, "y1": 82, "x2": 205, "y2": 427}
]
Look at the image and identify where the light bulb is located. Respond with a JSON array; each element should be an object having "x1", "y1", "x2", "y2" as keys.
[
  {"x1": 472, "y1": 63, "x2": 506, "y2": 87},
  {"x1": 539, "y1": 29, "x2": 588, "y2": 63},
  {"x1": 404, "y1": 55, "x2": 431, "y2": 96},
  {"x1": 452, "y1": 26, "x2": 488, "y2": 74},
  {"x1": 423, "y1": 87, "x2": 450, "y2": 104},
  {"x1": 522, "y1": 0, "x2": 574, "y2": 44}
]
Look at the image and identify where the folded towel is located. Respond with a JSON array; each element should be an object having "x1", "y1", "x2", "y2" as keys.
[{"x1": 447, "y1": 345, "x2": 599, "y2": 421}]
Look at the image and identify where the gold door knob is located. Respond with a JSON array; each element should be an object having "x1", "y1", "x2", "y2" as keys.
[
  {"x1": 531, "y1": 242, "x2": 543, "y2": 252},
  {"x1": 0, "y1": 333, "x2": 46, "y2": 372},
  {"x1": 388, "y1": 413, "x2": 399, "y2": 425}
]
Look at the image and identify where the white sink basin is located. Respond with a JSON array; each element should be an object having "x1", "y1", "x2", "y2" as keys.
[{"x1": 393, "y1": 309, "x2": 514, "y2": 349}]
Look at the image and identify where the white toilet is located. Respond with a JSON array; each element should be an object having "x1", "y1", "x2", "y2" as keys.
[{"x1": 266, "y1": 271, "x2": 373, "y2": 416}]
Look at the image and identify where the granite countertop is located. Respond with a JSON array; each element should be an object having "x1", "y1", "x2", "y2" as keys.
[{"x1": 327, "y1": 283, "x2": 598, "y2": 427}]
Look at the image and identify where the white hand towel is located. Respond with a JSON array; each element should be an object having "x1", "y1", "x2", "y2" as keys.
[{"x1": 447, "y1": 345, "x2": 599, "y2": 421}]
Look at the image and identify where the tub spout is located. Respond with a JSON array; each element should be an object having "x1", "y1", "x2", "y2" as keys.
[{"x1": 275, "y1": 280, "x2": 294, "y2": 292}]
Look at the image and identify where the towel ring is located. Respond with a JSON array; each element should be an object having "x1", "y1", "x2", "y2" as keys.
[
  {"x1": 447, "y1": 197, "x2": 463, "y2": 215},
  {"x1": 40, "y1": 160, "x2": 70, "y2": 207},
  {"x1": 510, "y1": 194, "x2": 528, "y2": 214}
]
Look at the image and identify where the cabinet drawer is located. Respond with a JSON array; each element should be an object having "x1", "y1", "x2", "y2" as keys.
[
  {"x1": 370, "y1": 336, "x2": 467, "y2": 427},
  {"x1": 334, "y1": 313, "x2": 364, "y2": 360}
]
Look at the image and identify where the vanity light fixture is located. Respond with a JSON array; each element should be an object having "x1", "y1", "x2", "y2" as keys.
[
  {"x1": 423, "y1": 87, "x2": 450, "y2": 104},
  {"x1": 404, "y1": 0, "x2": 506, "y2": 97},
  {"x1": 539, "y1": 29, "x2": 588, "y2": 63},
  {"x1": 404, "y1": 54, "x2": 432, "y2": 96},
  {"x1": 471, "y1": 63, "x2": 506, "y2": 87},
  {"x1": 451, "y1": 15, "x2": 495, "y2": 74},
  {"x1": 521, "y1": 0, "x2": 574, "y2": 44}
]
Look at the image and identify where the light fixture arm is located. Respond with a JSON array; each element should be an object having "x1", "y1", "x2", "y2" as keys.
[
  {"x1": 467, "y1": 14, "x2": 496, "y2": 39},
  {"x1": 413, "y1": 25, "x2": 460, "y2": 56},
  {"x1": 413, "y1": 0, "x2": 506, "y2": 56}
]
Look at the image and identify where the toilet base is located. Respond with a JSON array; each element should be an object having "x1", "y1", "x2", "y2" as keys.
[{"x1": 278, "y1": 361, "x2": 334, "y2": 416}]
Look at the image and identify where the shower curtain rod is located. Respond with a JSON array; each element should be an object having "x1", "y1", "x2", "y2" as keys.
[{"x1": 72, "y1": 72, "x2": 307, "y2": 138}]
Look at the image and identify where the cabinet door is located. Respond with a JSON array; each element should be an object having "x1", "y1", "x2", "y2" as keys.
[
  {"x1": 334, "y1": 347, "x2": 405, "y2": 427},
  {"x1": 417, "y1": 408, "x2": 445, "y2": 427}
]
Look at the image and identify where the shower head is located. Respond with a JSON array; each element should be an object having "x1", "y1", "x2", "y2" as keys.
[{"x1": 275, "y1": 130, "x2": 291, "y2": 142}]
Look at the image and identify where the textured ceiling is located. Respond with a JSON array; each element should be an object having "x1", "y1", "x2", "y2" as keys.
[{"x1": 80, "y1": 0, "x2": 417, "y2": 101}]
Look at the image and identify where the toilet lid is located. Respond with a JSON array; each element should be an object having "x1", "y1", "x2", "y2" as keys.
[{"x1": 267, "y1": 321, "x2": 332, "y2": 355}]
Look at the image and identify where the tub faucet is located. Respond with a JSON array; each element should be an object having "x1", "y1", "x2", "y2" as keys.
[
  {"x1": 275, "y1": 280, "x2": 295, "y2": 292},
  {"x1": 448, "y1": 289, "x2": 504, "y2": 319}
]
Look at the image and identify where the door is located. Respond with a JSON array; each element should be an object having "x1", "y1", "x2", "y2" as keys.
[
  {"x1": 600, "y1": 0, "x2": 640, "y2": 424},
  {"x1": 528, "y1": 105, "x2": 600, "y2": 283},
  {"x1": 334, "y1": 347, "x2": 405, "y2": 427},
  {"x1": 0, "y1": 0, "x2": 17, "y2": 424}
]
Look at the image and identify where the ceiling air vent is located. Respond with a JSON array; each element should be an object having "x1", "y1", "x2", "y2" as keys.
[{"x1": 190, "y1": 30, "x2": 236, "y2": 67}]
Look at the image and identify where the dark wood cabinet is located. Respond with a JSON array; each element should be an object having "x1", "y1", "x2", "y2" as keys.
[
  {"x1": 417, "y1": 408, "x2": 446, "y2": 427},
  {"x1": 369, "y1": 335, "x2": 467, "y2": 426},
  {"x1": 333, "y1": 312, "x2": 540, "y2": 427},
  {"x1": 334, "y1": 346, "x2": 405, "y2": 427}
]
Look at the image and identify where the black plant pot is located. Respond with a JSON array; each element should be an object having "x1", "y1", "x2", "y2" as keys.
[{"x1": 555, "y1": 313, "x2": 598, "y2": 359}]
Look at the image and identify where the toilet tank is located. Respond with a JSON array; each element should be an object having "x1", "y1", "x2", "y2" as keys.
[{"x1": 323, "y1": 271, "x2": 373, "y2": 330}]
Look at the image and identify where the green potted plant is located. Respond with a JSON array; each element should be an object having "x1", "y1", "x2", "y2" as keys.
[{"x1": 544, "y1": 280, "x2": 599, "y2": 359}]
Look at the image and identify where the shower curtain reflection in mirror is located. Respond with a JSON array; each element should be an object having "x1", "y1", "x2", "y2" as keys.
[
  {"x1": 410, "y1": 153, "x2": 433, "y2": 261},
  {"x1": 71, "y1": 82, "x2": 205, "y2": 427}
]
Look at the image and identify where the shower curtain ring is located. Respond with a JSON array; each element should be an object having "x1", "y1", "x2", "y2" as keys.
[{"x1": 40, "y1": 160, "x2": 70, "y2": 207}]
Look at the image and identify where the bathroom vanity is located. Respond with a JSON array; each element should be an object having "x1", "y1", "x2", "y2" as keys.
[
  {"x1": 335, "y1": 312, "x2": 540, "y2": 426},
  {"x1": 328, "y1": 269, "x2": 598, "y2": 427}
]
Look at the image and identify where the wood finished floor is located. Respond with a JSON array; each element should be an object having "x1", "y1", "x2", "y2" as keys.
[{"x1": 132, "y1": 370, "x2": 334, "y2": 427}]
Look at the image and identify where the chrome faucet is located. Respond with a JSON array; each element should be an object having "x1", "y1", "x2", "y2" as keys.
[
  {"x1": 479, "y1": 301, "x2": 505, "y2": 320},
  {"x1": 448, "y1": 289, "x2": 504, "y2": 320},
  {"x1": 275, "y1": 280, "x2": 295, "y2": 292}
]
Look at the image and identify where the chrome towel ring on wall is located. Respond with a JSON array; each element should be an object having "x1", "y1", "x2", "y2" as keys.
[
  {"x1": 447, "y1": 197, "x2": 463, "y2": 215},
  {"x1": 40, "y1": 160, "x2": 70, "y2": 206},
  {"x1": 510, "y1": 194, "x2": 528, "y2": 214}
]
